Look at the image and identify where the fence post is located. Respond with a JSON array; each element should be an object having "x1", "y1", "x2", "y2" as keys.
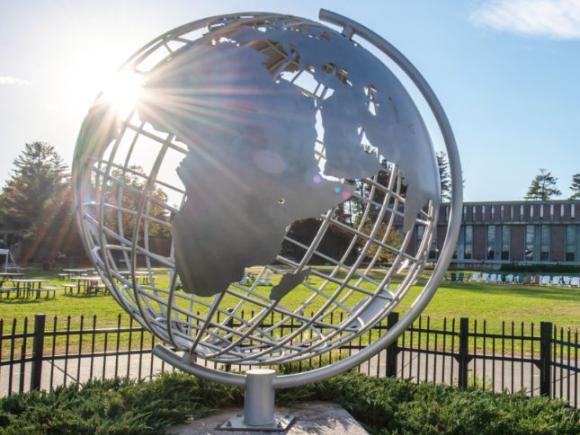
[
  {"x1": 224, "y1": 309, "x2": 233, "y2": 372},
  {"x1": 30, "y1": 314, "x2": 46, "y2": 391},
  {"x1": 385, "y1": 312, "x2": 399, "y2": 377},
  {"x1": 457, "y1": 317, "x2": 469, "y2": 389},
  {"x1": 539, "y1": 321, "x2": 552, "y2": 397}
]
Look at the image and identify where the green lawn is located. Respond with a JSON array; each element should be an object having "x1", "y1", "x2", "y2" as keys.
[
  {"x1": 0, "y1": 268, "x2": 577, "y2": 333},
  {"x1": 0, "y1": 268, "x2": 576, "y2": 358},
  {"x1": 0, "y1": 273, "x2": 580, "y2": 329}
]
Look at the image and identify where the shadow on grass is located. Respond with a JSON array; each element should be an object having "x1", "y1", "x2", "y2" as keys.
[
  {"x1": 63, "y1": 293, "x2": 109, "y2": 299},
  {"x1": 0, "y1": 298, "x2": 43, "y2": 305}
]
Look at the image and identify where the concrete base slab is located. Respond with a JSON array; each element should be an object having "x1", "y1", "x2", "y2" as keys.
[{"x1": 168, "y1": 401, "x2": 369, "y2": 435}]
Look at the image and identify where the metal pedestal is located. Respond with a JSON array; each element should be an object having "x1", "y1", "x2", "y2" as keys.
[{"x1": 217, "y1": 369, "x2": 295, "y2": 432}]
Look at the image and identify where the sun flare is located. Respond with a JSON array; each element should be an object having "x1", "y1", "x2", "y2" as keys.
[{"x1": 100, "y1": 71, "x2": 143, "y2": 118}]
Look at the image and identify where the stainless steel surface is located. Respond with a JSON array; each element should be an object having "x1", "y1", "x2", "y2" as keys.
[
  {"x1": 243, "y1": 369, "x2": 276, "y2": 427},
  {"x1": 74, "y1": 8, "x2": 462, "y2": 389}
]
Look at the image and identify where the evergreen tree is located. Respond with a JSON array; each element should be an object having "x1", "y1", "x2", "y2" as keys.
[
  {"x1": 107, "y1": 165, "x2": 171, "y2": 239},
  {"x1": 0, "y1": 142, "x2": 68, "y2": 229},
  {"x1": 0, "y1": 142, "x2": 71, "y2": 264},
  {"x1": 570, "y1": 173, "x2": 580, "y2": 199},
  {"x1": 525, "y1": 169, "x2": 561, "y2": 201},
  {"x1": 436, "y1": 152, "x2": 451, "y2": 201}
]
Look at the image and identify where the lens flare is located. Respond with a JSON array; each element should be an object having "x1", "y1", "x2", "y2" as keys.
[{"x1": 100, "y1": 71, "x2": 142, "y2": 118}]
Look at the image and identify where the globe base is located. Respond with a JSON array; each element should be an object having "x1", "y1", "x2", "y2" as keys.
[
  {"x1": 215, "y1": 369, "x2": 293, "y2": 431},
  {"x1": 217, "y1": 413, "x2": 295, "y2": 432}
]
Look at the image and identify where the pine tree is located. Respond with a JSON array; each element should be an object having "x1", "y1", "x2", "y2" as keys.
[
  {"x1": 437, "y1": 152, "x2": 451, "y2": 201},
  {"x1": 0, "y1": 142, "x2": 68, "y2": 228},
  {"x1": 570, "y1": 173, "x2": 580, "y2": 199},
  {"x1": 524, "y1": 169, "x2": 561, "y2": 201},
  {"x1": 0, "y1": 142, "x2": 70, "y2": 264}
]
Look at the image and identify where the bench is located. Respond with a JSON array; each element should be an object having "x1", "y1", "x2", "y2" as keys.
[
  {"x1": 63, "y1": 283, "x2": 78, "y2": 295},
  {"x1": 94, "y1": 284, "x2": 108, "y2": 294},
  {"x1": 0, "y1": 287, "x2": 15, "y2": 300},
  {"x1": 36, "y1": 287, "x2": 57, "y2": 299}
]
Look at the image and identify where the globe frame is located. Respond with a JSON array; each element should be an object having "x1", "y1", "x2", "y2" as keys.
[{"x1": 73, "y1": 8, "x2": 463, "y2": 393}]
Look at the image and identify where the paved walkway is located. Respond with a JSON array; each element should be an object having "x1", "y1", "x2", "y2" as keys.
[{"x1": 0, "y1": 349, "x2": 577, "y2": 408}]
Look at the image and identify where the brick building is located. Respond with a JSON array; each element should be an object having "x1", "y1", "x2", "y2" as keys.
[{"x1": 426, "y1": 200, "x2": 580, "y2": 268}]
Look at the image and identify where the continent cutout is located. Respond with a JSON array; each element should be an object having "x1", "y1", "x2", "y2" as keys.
[
  {"x1": 136, "y1": 21, "x2": 440, "y2": 298},
  {"x1": 139, "y1": 43, "x2": 350, "y2": 296}
]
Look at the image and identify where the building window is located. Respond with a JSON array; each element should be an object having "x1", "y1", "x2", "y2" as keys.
[
  {"x1": 540, "y1": 206, "x2": 544, "y2": 219},
  {"x1": 455, "y1": 226, "x2": 465, "y2": 260},
  {"x1": 566, "y1": 226, "x2": 576, "y2": 262},
  {"x1": 487, "y1": 225, "x2": 496, "y2": 260},
  {"x1": 572, "y1": 205, "x2": 576, "y2": 219},
  {"x1": 540, "y1": 225, "x2": 550, "y2": 261},
  {"x1": 429, "y1": 227, "x2": 437, "y2": 260},
  {"x1": 550, "y1": 204, "x2": 554, "y2": 219},
  {"x1": 482, "y1": 205, "x2": 486, "y2": 217},
  {"x1": 464, "y1": 225, "x2": 473, "y2": 260},
  {"x1": 520, "y1": 204, "x2": 524, "y2": 219},
  {"x1": 530, "y1": 205, "x2": 534, "y2": 218},
  {"x1": 500, "y1": 205, "x2": 505, "y2": 220},
  {"x1": 417, "y1": 225, "x2": 425, "y2": 244},
  {"x1": 501, "y1": 225, "x2": 510, "y2": 260},
  {"x1": 491, "y1": 205, "x2": 496, "y2": 220},
  {"x1": 561, "y1": 204, "x2": 565, "y2": 217},
  {"x1": 510, "y1": 206, "x2": 514, "y2": 220},
  {"x1": 525, "y1": 225, "x2": 535, "y2": 260}
]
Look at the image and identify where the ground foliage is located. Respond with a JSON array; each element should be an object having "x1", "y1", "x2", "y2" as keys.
[{"x1": 0, "y1": 372, "x2": 577, "y2": 434}]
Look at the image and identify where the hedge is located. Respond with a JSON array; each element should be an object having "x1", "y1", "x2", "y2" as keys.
[{"x1": 0, "y1": 373, "x2": 577, "y2": 434}]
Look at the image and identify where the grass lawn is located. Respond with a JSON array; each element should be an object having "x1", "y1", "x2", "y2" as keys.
[
  {"x1": 0, "y1": 272, "x2": 580, "y2": 353},
  {"x1": 0, "y1": 268, "x2": 577, "y2": 335}
]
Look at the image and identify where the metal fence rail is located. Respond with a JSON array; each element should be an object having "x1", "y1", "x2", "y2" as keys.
[{"x1": 0, "y1": 312, "x2": 577, "y2": 408}]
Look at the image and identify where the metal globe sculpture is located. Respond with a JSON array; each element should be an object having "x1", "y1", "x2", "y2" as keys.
[{"x1": 73, "y1": 9, "x2": 462, "y2": 429}]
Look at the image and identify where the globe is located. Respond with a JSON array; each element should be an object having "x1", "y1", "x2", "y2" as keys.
[{"x1": 73, "y1": 9, "x2": 462, "y2": 395}]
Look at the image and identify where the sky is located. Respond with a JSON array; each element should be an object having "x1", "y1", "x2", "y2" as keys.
[{"x1": 0, "y1": 0, "x2": 578, "y2": 201}]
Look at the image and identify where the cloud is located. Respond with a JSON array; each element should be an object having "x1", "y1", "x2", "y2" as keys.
[
  {"x1": 0, "y1": 75, "x2": 32, "y2": 86},
  {"x1": 472, "y1": 0, "x2": 580, "y2": 39}
]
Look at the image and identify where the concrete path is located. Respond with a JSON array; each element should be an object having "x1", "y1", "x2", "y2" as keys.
[{"x1": 0, "y1": 349, "x2": 577, "y2": 408}]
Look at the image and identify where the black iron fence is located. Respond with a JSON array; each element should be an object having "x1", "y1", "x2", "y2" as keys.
[{"x1": 0, "y1": 312, "x2": 577, "y2": 408}]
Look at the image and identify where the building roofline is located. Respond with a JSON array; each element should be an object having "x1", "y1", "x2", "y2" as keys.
[{"x1": 441, "y1": 199, "x2": 580, "y2": 206}]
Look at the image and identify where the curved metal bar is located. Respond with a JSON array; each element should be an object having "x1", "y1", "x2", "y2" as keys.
[
  {"x1": 78, "y1": 8, "x2": 462, "y2": 389},
  {"x1": 154, "y1": 8, "x2": 463, "y2": 388},
  {"x1": 264, "y1": 8, "x2": 463, "y2": 389}
]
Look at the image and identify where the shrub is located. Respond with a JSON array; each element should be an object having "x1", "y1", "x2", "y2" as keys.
[
  {"x1": 283, "y1": 374, "x2": 580, "y2": 434},
  {"x1": 0, "y1": 373, "x2": 577, "y2": 434}
]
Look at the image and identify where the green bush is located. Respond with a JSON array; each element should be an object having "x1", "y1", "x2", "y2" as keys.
[
  {"x1": 285, "y1": 374, "x2": 579, "y2": 434},
  {"x1": 0, "y1": 373, "x2": 577, "y2": 434},
  {"x1": 0, "y1": 375, "x2": 242, "y2": 434}
]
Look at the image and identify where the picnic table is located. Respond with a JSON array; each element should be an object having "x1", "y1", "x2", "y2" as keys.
[
  {"x1": 117, "y1": 271, "x2": 151, "y2": 284},
  {"x1": 61, "y1": 268, "x2": 92, "y2": 279},
  {"x1": 69, "y1": 276, "x2": 106, "y2": 295},
  {"x1": 0, "y1": 272, "x2": 24, "y2": 287},
  {"x1": 12, "y1": 278, "x2": 45, "y2": 299}
]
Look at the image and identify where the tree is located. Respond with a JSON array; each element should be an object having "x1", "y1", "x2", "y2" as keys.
[
  {"x1": 437, "y1": 151, "x2": 451, "y2": 201},
  {"x1": 0, "y1": 142, "x2": 68, "y2": 229},
  {"x1": 570, "y1": 174, "x2": 580, "y2": 199},
  {"x1": 524, "y1": 169, "x2": 561, "y2": 201},
  {"x1": 0, "y1": 142, "x2": 71, "y2": 264},
  {"x1": 106, "y1": 165, "x2": 171, "y2": 239}
]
